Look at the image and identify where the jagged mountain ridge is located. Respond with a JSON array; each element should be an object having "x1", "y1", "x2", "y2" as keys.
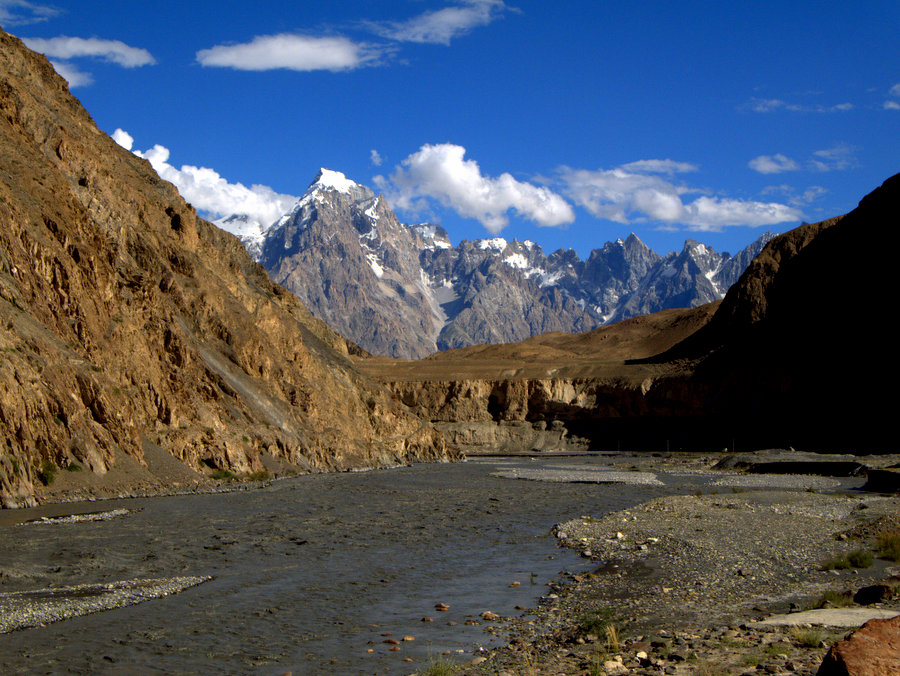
[
  {"x1": 0, "y1": 31, "x2": 451, "y2": 508},
  {"x1": 231, "y1": 170, "x2": 775, "y2": 359}
]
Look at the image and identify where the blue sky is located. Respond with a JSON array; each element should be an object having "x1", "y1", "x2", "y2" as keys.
[{"x1": 4, "y1": 1, "x2": 898, "y2": 257}]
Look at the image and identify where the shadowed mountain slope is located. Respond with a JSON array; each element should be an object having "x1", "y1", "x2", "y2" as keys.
[
  {"x1": 0, "y1": 31, "x2": 452, "y2": 508},
  {"x1": 359, "y1": 174, "x2": 898, "y2": 453}
]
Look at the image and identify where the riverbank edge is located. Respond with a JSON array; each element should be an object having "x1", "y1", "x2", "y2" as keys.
[{"x1": 464, "y1": 455, "x2": 900, "y2": 675}]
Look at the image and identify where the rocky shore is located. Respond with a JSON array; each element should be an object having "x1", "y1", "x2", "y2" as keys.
[
  {"x1": 0, "y1": 576, "x2": 212, "y2": 634},
  {"x1": 465, "y1": 454, "x2": 900, "y2": 675}
]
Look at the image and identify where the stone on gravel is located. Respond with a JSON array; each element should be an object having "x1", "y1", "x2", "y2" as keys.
[{"x1": 853, "y1": 584, "x2": 894, "y2": 605}]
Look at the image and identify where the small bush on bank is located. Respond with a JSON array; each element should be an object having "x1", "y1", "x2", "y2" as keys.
[
  {"x1": 813, "y1": 590, "x2": 853, "y2": 608},
  {"x1": 877, "y1": 532, "x2": 900, "y2": 562},
  {"x1": 848, "y1": 548, "x2": 873, "y2": 568},
  {"x1": 417, "y1": 655, "x2": 457, "y2": 676},
  {"x1": 578, "y1": 607, "x2": 620, "y2": 638},
  {"x1": 822, "y1": 548, "x2": 873, "y2": 571},
  {"x1": 790, "y1": 626, "x2": 825, "y2": 647},
  {"x1": 37, "y1": 460, "x2": 57, "y2": 485}
]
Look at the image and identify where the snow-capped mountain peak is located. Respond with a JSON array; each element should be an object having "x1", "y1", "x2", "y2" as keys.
[{"x1": 311, "y1": 168, "x2": 357, "y2": 194}]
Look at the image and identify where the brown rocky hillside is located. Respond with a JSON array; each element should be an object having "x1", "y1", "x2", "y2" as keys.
[{"x1": 0, "y1": 30, "x2": 453, "y2": 508}]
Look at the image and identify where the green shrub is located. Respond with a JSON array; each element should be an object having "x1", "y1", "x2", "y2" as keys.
[
  {"x1": 210, "y1": 469, "x2": 236, "y2": 481},
  {"x1": 814, "y1": 590, "x2": 853, "y2": 608},
  {"x1": 65, "y1": 461, "x2": 82, "y2": 472},
  {"x1": 877, "y1": 532, "x2": 900, "y2": 562},
  {"x1": 578, "y1": 607, "x2": 619, "y2": 637},
  {"x1": 848, "y1": 548, "x2": 873, "y2": 568},
  {"x1": 37, "y1": 460, "x2": 57, "y2": 485},
  {"x1": 790, "y1": 626, "x2": 825, "y2": 647},
  {"x1": 822, "y1": 555, "x2": 851, "y2": 571},
  {"x1": 417, "y1": 655, "x2": 457, "y2": 676}
]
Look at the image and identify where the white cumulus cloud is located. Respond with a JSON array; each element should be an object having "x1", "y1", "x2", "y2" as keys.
[
  {"x1": 370, "y1": 149, "x2": 383, "y2": 166},
  {"x1": 47, "y1": 59, "x2": 93, "y2": 87},
  {"x1": 748, "y1": 153, "x2": 800, "y2": 174},
  {"x1": 370, "y1": 0, "x2": 507, "y2": 45},
  {"x1": 196, "y1": 34, "x2": 381, "y2": 72},
  {"x1": 560, "y1": 164, "x2": 802, "y2": 231},
  {"x1": 22, "y1": 36, "x2": 155, "y2": 67},
  {"x1": 121, "y1": 133, "x2": 297, "y2": 228},
  {"x1": 376, "y1": 143, "x2": 575, "y2": 233},
  {"x1": 111, "y1": 128, "x2": 134, "y2": 150},
  {"x1": 22, "y1": 35, "x2": 155, "y2": 88}
]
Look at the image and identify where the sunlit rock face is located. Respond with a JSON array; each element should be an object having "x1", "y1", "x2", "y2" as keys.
[{"x1": 0, "y1": 31, "x2": 454, "y2": 508}]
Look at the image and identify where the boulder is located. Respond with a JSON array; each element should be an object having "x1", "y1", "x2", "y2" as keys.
[{"x1": 817, "y1": 614, "x2": 900, "y2": 675}]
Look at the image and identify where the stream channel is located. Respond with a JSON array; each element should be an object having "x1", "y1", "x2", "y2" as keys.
[{"x1": 0, "y1": 455, "x2": 706, "y2": 674}]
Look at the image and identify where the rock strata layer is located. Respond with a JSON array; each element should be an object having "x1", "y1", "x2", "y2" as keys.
[{"x1": 0, "y1": 31, "x2": 454, "y2": 507}]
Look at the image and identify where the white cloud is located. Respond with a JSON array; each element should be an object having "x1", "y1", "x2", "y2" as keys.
[
  {"x1": 124, "y1": 135, "x2": 297, "y2": 227},
  {"x1": 376, "y1": 143, "x2": 574, "y2": 233},
  {"x1": 761, "y1": 184, "x2": 828, "y2": 207},
  {"x1": 748, "y1": 153, "x2": 800, "y2": 174},
  {"x1": 885, "y1": 84, "x2": 900, "y2": 109},
  {"x1": 744, "y1": 97, "x2": 854, "y2": 113},
  {"x1": 22, "y1": 36, "x2": 155, "y2": 67},
  {"x1": 0, "y1": 0, "x2": 59, "y2": 26},
  {"x1": 370, "y1": 149, "x2": 383, "y2": 166},
  {"x1": 48, "y1": 59, "x2": 93, "y2": 87},
  {"x1": 196, "y1": 34, "x2": 381, "y2": 72},
  {"x1": 111, "y1": 128, "x2": 133, "y2": 150},
  {"x1": 619, "y1": 159, "x2": 698, "y2": 175},
  {"x1": 809, "y1": 143, "x2": 857, "y2": 172},
  {"x1": 560, "y1": 164, "x2": 802, "y2": 231},
  {"x1": 370, "y1": 0, "x2": 507, "y2": 45}
]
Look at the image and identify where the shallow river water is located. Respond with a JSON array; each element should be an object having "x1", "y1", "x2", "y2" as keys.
[{"x1": 0, "y1": 455, "x2": 699, "y2": 674}]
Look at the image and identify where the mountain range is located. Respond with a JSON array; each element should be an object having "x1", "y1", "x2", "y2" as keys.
[{"x1": 222, "y1": 171, "x2": 776, "y2": 359}]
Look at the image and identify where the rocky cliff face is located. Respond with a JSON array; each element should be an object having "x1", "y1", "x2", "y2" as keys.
[
  {"x1": 0, "y1": 31, "x2": 453, "y2": 508},
  {"x1": 236, "y1": 171, "x2": 774, "y2": 359}
]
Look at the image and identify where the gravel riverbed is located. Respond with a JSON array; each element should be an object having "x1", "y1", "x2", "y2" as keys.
[{"x1": 465, "y1": 462, "x2": 900, "y2": 676}]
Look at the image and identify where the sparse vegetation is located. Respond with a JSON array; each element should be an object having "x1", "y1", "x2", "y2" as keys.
[
  {"x1": 822, "y1": 547, "x2": 872, "y2": 571},
  {"x1": 848, "y1": 548, "x2": 873, "y2": 568},
  {"x1": 578, "y1": 607, "x2": 620, "y2": 639},
  {"x1": 790, "y1": 626, "x2": 825, "y2": 648},
  {"x1": 417, "y1": 654, "x2": 458, "y2": 676},
  {"x1": 741, "y1": 652, "x2": 763, "y2": 667},
  {"x1": 876, "y1": 532, "x2": 900, "y2": 562},
  {"x1": 813, "y1": 589, "x2": 853, "y2": 608},
  {"x1": 694, "y1": 661, "x2": 729, "y2": 676},
  {"x1": 36, "y1": 460, "x2": 57, "y2": 485},
  {"x1": 65, "y1": 461, "x2": 82, "y2": 472},
  {"x1": 246, "y1": 470, "x2": 270, "y2": 482},
  {"x1": 210, "y1": 469, "x2": 237, "y2": 481}
]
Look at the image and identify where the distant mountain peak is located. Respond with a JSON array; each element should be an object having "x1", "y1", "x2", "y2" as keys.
[
  {"x1": 234, "y1": 169, "x2": 777, "y2": 359},
  {"x1": 310, "y1": 168, "x2": 358, "y2": 194}
]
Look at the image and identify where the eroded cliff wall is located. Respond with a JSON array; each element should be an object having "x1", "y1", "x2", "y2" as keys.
[{"x1": 0, "y1": 31, "x2": 453, "y2": 507}]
